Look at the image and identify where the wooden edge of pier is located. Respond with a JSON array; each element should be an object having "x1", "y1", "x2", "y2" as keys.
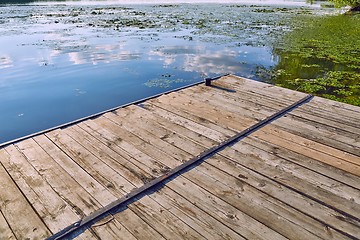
[{"x1": 0, "y1": 74, "x2": 359, "y2": 240}]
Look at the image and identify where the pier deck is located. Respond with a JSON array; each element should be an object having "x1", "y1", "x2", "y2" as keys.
[{"x1": 0, "y1": 75, "x2": 359, "y2": 239}]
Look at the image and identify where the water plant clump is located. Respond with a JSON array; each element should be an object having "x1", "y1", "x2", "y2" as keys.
[{"x1": 267, "y1": 14, "x2": 360, "y2": 106}]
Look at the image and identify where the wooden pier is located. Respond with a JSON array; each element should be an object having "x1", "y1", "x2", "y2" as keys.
[{"x1": 0, "y1": 74, "x2": 359, "y2": 239}]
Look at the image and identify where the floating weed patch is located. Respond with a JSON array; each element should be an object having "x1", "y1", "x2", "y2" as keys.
[
  {"x1": 268, "y1": 14, "x2": 360, "y2": 106},
  {"x1": 144, "y1": 78, "x2": 192, "y2": 88}
]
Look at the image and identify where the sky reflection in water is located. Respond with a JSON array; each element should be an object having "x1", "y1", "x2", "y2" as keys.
[{"x1": 0, "y1": 1, "x2": 307, "y2": 143}]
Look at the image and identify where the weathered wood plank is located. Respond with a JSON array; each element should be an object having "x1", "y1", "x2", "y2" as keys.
[
  {"x1": 224, "y1": 141, "x2": 360, "y2": 219},
  {"x1": 95, "y1": 113, "x2": 180, "y2": 170},
  {"x1": 184, "y1": 165, "x2": 339, "y2": 239},
  {"x1": 165, "y1": 89, "x2": 360, "y2": 157},
  {"x1": 77, "y1": 121, "x2": 155, "y2": 185},
  {"x1": 2, "y1": 144, "x2": 81, "y2": 233},
  {"x1": 252, "y1": 125, "x2": 360, "y2": 176},
  {"x1": 222, "y1": 74, "x2": 360, "y2": 114},
  {"x1": 185, "y1": 84, "x2": 360, "y2": 136},
  {"x1": 15, "y1": 138, "x2": 139, "y2": 238},
  {"x1": 193, "y1": 85, "x2": 360, "y2": 164},
  {"x1": 128, "y1": 104, "x2": 218, "y2": 146},
  {"x1": 113, "y1": 207, "x2": 166, "y2": 239},
  {"x1": 65, "y1": 125, "x2": 153, "y2": 187},
  {"x1": 0, "y1": 211, "x2": 16, "y2": 240},
  {"x1": 88, "y1": 215, "x2": 137, "y2": 240},
  {"x1": 130, "y1": 196, "x2": 205, "y2": 240},
  {"x1": 149, "y1": 187, "x2": 244, "y2": 240},
  {"x1": 206, "y1": 154, "x2": 360, "y2": 239},
  {"x1": 191, "y1": 86, "x2": 360, "y2": 166},
  {"x1": 33, "y1": 134, "x2": 117, "y2": 206},
  {"x1": 166, "y1": 177, "x2": 284, "y2": 239},
  {"x1": 142, "y1": 101, "x2": 233, "y2": 142},
  {"x1": 105, "y1": 108, "x2": 207, "y2": 159},
  {"x1": 260, "y1": 124, "x2": 360, "y2": 167},
  {"x1": 242, "y1": 135, "x2": 360, "y2": 191},
  {"x1": 92, "y1": 114, "x2": 188, "y2": 167},
  {"x1": 46, "y1": 129, "x2": 133, "y2": 198},
  {"x1": 15, "y1": 139, "x2": 102, "y2": 215},
  {"x1": 0, "y1": 152, "x2": 50, "y2": 239},
  {"x1": 218, "y1": 75, "x2": 360, "y2": 126},
  {"x1": 152, "y1": 92, "x2": 252, "y2": 133},
  {"x1": 273, "y1": 113, "x2": 360, "y2": 156}
]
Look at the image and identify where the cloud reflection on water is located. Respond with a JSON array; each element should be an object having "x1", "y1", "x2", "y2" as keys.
[{"x1": 0, "y1": 56, "x2": 13, "y2": 69}]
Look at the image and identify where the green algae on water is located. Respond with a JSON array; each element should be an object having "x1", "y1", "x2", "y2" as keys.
[{"x1": 268, "y1": 14, "x2": 360, "y2": 106}]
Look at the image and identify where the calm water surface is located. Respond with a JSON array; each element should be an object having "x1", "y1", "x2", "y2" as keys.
[{"x1": 0, "y1": 0, "x2": 326, "y2": 144}]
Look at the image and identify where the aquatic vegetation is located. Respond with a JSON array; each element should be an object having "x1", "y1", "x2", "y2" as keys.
[
  {"x1": 268, "y1": 14, "x2": 360, "y2": 106},
  {"x1": 144, "y1": 77, "x2": 192, "y2": 88}
]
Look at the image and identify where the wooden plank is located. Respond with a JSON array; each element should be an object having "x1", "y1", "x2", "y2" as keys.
[
  {"x1": 90, "y1": 114, "x2": 188, "y2": 167},
  {"x1": 205, "y1": 154, "x2": 360, "y2": 239},
  {"x1": 151, "y1": 92, "x2": 254, "y2": 134},
  {"x1": 242, "y1": 135, "x2": 360, "y2": 191},
  {"x1": 127, "y1": 104, "x2": 218, "y2": 147},
  {"x1": 186, "y1": 86, "x2": 359, "y2": 166},
  {"x1": 15, "y1": 138, "x2": 139, "y2": 239},
  {"x1": 0, "y1": 211, "x2": 16, "y2": 240},
  {"x1": 277, "y1": 112, "x2": 360, "y2": 147},
  {"x1": 15, "y1": 138, "x2": 102, "y2": 215},
  {"x1": 92, "y1": 114, "x2": 177, "y2": 172},
  {"x1": 46, "y1": 129, "x2": 134, "y2": 198},
  {"x1": 33, "y1": 134, "x2": 117, "y2": 206},
  {"x1": 149, "y1": 187, "x2": 244, "y2": 240},
  {"x1": 240, "y1": 135, "x2": 360, "y2": 204},
  {"x1": 0, "y1": 151, "x2": 50, "y2": 239},
  {"x1": 65, "y1": 124, "x2": 153, "y2": 187},
  {"x1": 97, "y1": 111, "x2": 194, "y2": 162},
  {"x1": 272, "y1": 113, "x2": 360, "y2": 156},
  {"x1": 183, "y1": 85, "x2": 278, "y2": 121},
  {"x1": 113, "y1": 207, "x2": 166, "y2": 239},
  {"x1": 33, "y1": 135, "x2": 137, "y2": 240},
  {"x1": 213, "y1": 75, "x2": 360, "y2": 128},
  {"x1": 218, "y1": 75, "x2": 360, "y2": 125},
  {"x1": 104, "y1": 109, "x2": 207, "y2": 159},
  {"x1": 89, "y1": 216, "x2": 137, "y2": 240},
  {"x1": 222, "y1": 74, "x2": 360, "y2": 114},
  {"x1": 129, "y1": 196, "x2": 205, "y2": 240},
  {"x1": 173, "y1": 88, "x2": 360, "y2": 157},
  {"x1": 312, "y1": 95, "x2": 360, "y2": 114},
  {"x1": 186, "y1": 85, "x2": 360, "y2": 136},
  {"x1": 185, "y1": 82, "x2": 360, "y2": 157},
  {"x1": 184, "y1": 165, "x2": 338, "y2": 239},
  {"x1": 252, "y1": 126, "x2": 360, "y2": 176},
  {"x1": 107, "y1": 106, "x2": 217, "y2": 155},
  {"x1": 2, "y1": 144, "x2": 81, "y2": 233},
  {"x1": 82, "y1": 116, "x2": 168, "y2": 174},
  {"x1": 166, "y1": 178, "x2": 284, "y2": 239},
  {"x1": 124, "y1": 114, "x2": 352, "y2": 240},
  {"x1": 141, "y1": 101, "x2": 234, "y2": 142},
  {"x1": 72, "y1": 231, "x2": 100, "y2": 240},
  {"x1": 260, "y1": 124, "x2": 360, "y2": 167},
  {"x1": 76, "y1": 121, "x2": 156, "y2": 186},
  {"x1": 224, "y1": 141, "x2": 360, "y2": 219},
  {"x1": 220, "y1": 74, "x2": 306, "y2": 101}
]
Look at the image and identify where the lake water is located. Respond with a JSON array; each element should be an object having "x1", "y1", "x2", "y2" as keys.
[{"x1": 0, "y1": 0, "x2": 328, "y2": 144}]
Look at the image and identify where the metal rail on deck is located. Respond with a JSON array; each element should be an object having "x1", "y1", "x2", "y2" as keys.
[{"x1": 48, "y1": 88, "x2": 313, "y2": 239}]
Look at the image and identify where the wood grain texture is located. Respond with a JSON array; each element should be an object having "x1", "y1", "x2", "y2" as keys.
[{"x1": 1, "y1": 74, "x2": 359, "y2": 239}]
